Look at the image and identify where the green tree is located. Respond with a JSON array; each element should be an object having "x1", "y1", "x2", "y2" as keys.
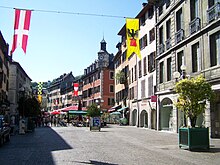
[
  {"x1": 86, "y1": 104, "x2": 101, "y2": 117},
  {"x1": 115, "y1": 70, "x2": 127, "y2": 84},
  {"x1": 175, "y1": 75, "x2": 214, "y2": 127},
  {"x1": 18, "y1": 96, "x2": 41, "y2": 118}
]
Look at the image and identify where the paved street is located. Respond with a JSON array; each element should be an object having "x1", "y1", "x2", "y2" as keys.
[{"x1": 0, "y1": 125, "x2": 220, "y2": 165}]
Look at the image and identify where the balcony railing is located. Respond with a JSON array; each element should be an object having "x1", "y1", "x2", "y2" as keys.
[
  {"x1": 189, "y1": 17, "x2": 201, "y2": 35},
  {"x1": 158, "y1": 43, "x2": 165, "y2": 55},
  {"x1": 175, "y1": 29, "x2": 184, "y2": 44},
  {"x1": 165, "y1": 38, "x2": 171, "y2": 50},
  {"x1": 207, "y1": 2, "x2": 220, "y2": 23}
]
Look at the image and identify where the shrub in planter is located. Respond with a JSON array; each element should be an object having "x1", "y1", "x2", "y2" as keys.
[{"x1": 175, "y1": 75, "x2": 215, "y2": 150}]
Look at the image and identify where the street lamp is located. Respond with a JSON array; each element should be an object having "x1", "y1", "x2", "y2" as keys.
[
  {"x1": 173, "y1": 65, "x2": 187, "y2": 127},
  {"x1": 180, "y1": 65, "x2": 186, "y2": 79},
  {"x1": 173, "y1": 64, "x2": 187, "y2": 81}
]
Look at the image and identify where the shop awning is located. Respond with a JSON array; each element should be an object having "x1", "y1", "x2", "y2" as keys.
[
  {"x1": 68, "y1": 110, "x2": 87, "y2": 115},
  {"x1": 108, "y1": 105, "x2": 122, "y2": 112},
  {"x1": 110, "y1": 111, "x2": 121, "y2": 115},
  {"x1": 117, "y1": 106, "x2": 128, "y2": 112}
]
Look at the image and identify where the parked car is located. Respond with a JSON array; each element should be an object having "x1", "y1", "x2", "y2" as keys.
[{"x1": 0, "y1": 115, "x2": 11, "y2": 146}]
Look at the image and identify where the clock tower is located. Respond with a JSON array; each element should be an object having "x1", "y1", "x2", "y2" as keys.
[{"x1": 98, "y1": 38, "x2": 109, "y2": 68}]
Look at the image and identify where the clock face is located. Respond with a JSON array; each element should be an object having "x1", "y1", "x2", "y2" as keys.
[{"x1": 99, "y1": 55, "x2": 104, "y2": 60}]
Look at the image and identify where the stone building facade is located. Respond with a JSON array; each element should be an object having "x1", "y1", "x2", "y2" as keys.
[{"x1": 155, "y1": 0, "x2": 220, "y2": 137}]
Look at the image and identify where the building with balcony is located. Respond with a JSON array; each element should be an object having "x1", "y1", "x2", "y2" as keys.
[
  {"x1": 0, "y1": 31, "x2": 10, "y2": 120},
  {"x1": 155, "y1": 0, "x2": 220, "y2": 136},
  {"x1": 82, "y1": 39, "x2": 114, "y2": 112},
  {"x1": 113, "y1": 3, "x2": 157, "y2": 127},
  {"x1": 113, "y1": 26, "x2": 129, "y2": 122},
  {"x1": 129, "y1": 3, "x2": 157, "y2": 128}
]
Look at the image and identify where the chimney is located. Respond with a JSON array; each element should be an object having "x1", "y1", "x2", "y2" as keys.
[{"x1": 142, "y1": 3, "x2": 147, "y2": 7}]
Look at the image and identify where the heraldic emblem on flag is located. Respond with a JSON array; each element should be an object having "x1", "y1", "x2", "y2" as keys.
[
  {"x1": 11, "y1": 9, "x2": 32, "y2": 54},
  {"x1": 126, "y1": 18, "x2": 141, "y2": 59},
  {"x1": 73, "y1": 83, "x2": 79, "y2": 96}
]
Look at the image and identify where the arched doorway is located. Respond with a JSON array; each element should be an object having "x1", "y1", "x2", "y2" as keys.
[
  {"x1": 151, "y1": 109, "x2": 156, "y2": 129},
  {"x1": 132, "y1": 109, "x2": 137, "y2": 126},
  {"x1": 140, "y1": 110, "x2": 148, "y2": 128},
  {"x1": 159, "y1": 98, "x2": 173, "y2": 131}
]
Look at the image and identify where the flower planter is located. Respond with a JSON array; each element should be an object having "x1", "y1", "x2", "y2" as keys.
[{"x1": 179, "y1": 127, "x2": 209, "y2": 151}]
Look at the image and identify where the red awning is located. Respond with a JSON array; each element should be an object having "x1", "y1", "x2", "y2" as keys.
[
  {"x1": 108, "y1": 105, "x2": 121, "y2": 112},
  {"x1": 50, "y1": 110, "x2": 61, "y2": 115},
  {"x1": 61, "y1": 105, "x2": 87, "y2": 112}
]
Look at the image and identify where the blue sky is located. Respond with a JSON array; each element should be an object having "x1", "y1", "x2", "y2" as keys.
[{"x1": 0, "y1": 0, "x2": 146, "y2": 82}]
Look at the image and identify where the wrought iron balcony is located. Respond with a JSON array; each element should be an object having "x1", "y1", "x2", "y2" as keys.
[
  {"x1": 158, "y1": 43, "x2": 165, "y2": 55},
  {"x1": 189, "y1": 17, "x2": 201, "y2": 35},
  {"x1": 207, "y1": 2, "x2": 220, "y2": 23},
  {"x1": 165, "y1": 38, "x2": 171, "y2": 50},
  {"x1": 175, "y1": 29, "x2": 184, "y2": 44}
]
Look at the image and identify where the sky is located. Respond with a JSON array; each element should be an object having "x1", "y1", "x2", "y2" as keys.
[{"x1": 0, "y1": 0, "x2": 146, "y2": 82}]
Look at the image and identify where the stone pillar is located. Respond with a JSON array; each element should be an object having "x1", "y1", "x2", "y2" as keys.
[
  {"x1": 172, "y1": 106, "x2": 178, "y2": 133},
  {"x1": 205, "y1": 101, "x2": 211, "y2": 136}
]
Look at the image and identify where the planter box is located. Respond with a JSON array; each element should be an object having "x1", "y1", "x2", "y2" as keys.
[{"x1": 179, "y1": 127, "x2": 209, "y2": 151}]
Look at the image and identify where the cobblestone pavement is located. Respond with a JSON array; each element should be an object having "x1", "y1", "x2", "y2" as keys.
[{"x1": 0, "y1": 125, "x2": 220, "y2": 165}]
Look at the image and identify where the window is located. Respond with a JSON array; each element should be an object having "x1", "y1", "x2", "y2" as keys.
[
  {"x1": 149, "y1": 28, "x2": 155, "y2": 43},
  {"x1": 148, "y1": 52, "x2": 156, "y2": 73},
  {"x1": 134, "y1": 65, "x2": 137, "y2": 81},
  {"x1": 140, "y1": 34, "x2": 148, "y2": 49},
  {"x1": 148, "y1": 6, "x2": 154, "y2": 19},
  {"x1": 108, "y1": 98, "x2": 114, "y2": 106},
  {"x1": 166, "y1": 19, "x2": 171, "y2": 39},
  {"x1": 159, "y1": 26, "x2": 164, "y2": 44},
  {"x1": 192, "y1": 42, "x2": 201, "y2": 72},
  {"x1": 166, "y1": 0, "x2": 170, "y2": 8},
  {"x1": 148, "y1": 75, "x2": 153, "y2": 97},
  {"x1": 128, "y1": 70, "x2": 131, "y2": 84},
  {"x1": 138, "y1": 60, "x2": 142, "y2": 78},
  {"x1": 208, "y1": 0, "x2": 219, "y2": 8},
  {"x1": 190, "y1": 0, "x2": 199, "y2": 21},
  {"x1": 177, "y1": 51, "x2": 184, "y2": 73},
  {"x1": 122, "y1": 51, "x2": 126, "y2": 62},
  {"x1": 132, "y1": 68, "x2": 134, "y2": 83},
  {"x1": 143, "y1": 57, "x2": 147, "y2": 75},
  {"x1": 110, "y1": 85, "x2": 114, "y2": 93},
  {"x1": 167, "y1": 57, "x2": 172, "y2": 81},
  {"x1": 176, "y1": 8, "x2": 183, "y2": 31},
  {"x1": 141, "y1": 80, "x2": 146, "y2": 98},
  {"x1": 159, "y1": 61, "x2": 164, "y2": 83},
  {"x1": 210, "y1": 31, "x2": 220, "y2": 67},
  {"x1": 109, "y1": 71, "x2": 114, "y2": 79},
  {"x1": 159, "y1": 2, "x2": 163, "y2": 15},
  {"x1": 140, "y1": 14, "x2": 146, "y2": 25}
]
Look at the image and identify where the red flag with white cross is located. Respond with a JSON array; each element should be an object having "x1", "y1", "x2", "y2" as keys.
[
  {"x1": 11, "y1": 9, "x2": 32, "y2": 54},
  {"x1": 73, "y1": 83, "x2": 79, "y2": 96}
]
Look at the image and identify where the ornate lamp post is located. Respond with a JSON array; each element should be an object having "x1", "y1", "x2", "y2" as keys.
[{"x1": 173, "y1": 64, "x2": 187, "y2": 128}]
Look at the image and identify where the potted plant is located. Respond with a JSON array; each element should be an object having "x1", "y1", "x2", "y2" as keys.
[
  {"x1": 87, "y1": 104, "x2": 101, "y2": 131},
  {"x1": 175, "y1": 75, "x2": 214, "y2": 150}
]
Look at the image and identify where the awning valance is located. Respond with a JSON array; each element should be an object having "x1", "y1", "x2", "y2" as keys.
[
  {"x1": 108, "y1": 105, "x2": 122, "y2": 112},
  {"x1": 68, "y1": 110, "x2": 87, "y2": 115},
  {"x1": 117, "y1": 106, "x2": 128, "y2": 112}
]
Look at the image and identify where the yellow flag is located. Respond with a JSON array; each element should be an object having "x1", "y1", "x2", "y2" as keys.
[
  {"x1": 126, "y1": 18, "x2": 141, "y2": 59},
  {"x1": 38, "y1": 95, "x2": 42, "y2": 104}
]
